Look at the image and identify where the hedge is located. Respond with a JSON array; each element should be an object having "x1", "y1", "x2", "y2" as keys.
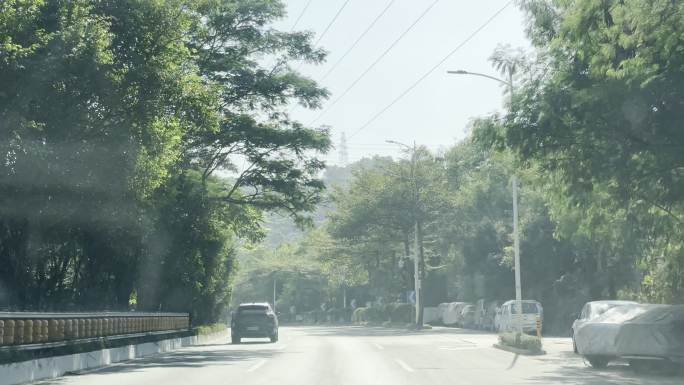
[
  {"x1": 387, "y1": 303, "x2": 413, "y2": 323},
  {"x1": 195, "y1": 323, "x2": 227, "y2": 336},
  {"x1": 351, "y1": 303, "x2": 414, "y2": 324},
  {"x1": 498, "y1": 332, "x2": 542, "y2": 352}
]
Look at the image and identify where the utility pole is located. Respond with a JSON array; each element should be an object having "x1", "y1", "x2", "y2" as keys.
[
  {"x1": 339, "y1": 131, "x2": 349, "y2": 166},
  {"x1": 273, "y1": 278, "x2": 277, "y2": 313},
  {"x1": 447, "y1": 68, "x2": 524, "y2": 336},
  {"x1": 387, "y1": 139, "x2": 424, "y2": 328},
  {"x1": 414, "y1": 219, "x2": 424, "y2": 327},
  {"x1": 512, "y1": 176, "x2": 523, "y2": 335},
  {"x1": 411, "y1": 141, "x2": 424, "y2": 328},
  {"x1": 343, "y1": 286, "x2": 347, "y2": 309}
]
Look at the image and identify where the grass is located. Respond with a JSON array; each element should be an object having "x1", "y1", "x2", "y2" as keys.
[{"x1": 194, "y1": 323, "x2": 227, "y2": 336}]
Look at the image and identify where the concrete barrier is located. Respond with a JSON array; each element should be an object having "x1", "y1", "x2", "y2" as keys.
[{"x1": 0, "y1": 329, "x2": 228, "y2": 385}]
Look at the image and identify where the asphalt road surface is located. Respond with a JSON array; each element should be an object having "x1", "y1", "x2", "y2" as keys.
[{"x1": 40, "y1": 326, "x2": 683, "y2": 385}]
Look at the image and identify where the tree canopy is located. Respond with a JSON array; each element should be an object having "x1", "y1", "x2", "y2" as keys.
[{"x1": 0, "y1": 0, "x2": 330, "y2": 323}]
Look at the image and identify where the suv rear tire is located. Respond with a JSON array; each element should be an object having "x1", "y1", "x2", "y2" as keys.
[
  {"x1": 586, "y1": 356, "x2": 609, "y2": 368},
  {"x1": 270, "y1": 331, "x2": 278, "y2": 343}
]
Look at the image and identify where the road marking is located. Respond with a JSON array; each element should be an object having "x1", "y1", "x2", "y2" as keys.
[
  {"x1": 247, "y1": 360, "x2": 267, "y2": 372},
  {"x1": 394, "y1": 359, "x2": 415, "y2": 373},
  {"x1": 276, "y1": 344, "x2": 288, "y2": 350},
  {"x1": 373, "y1": 343, "x2": 384, "y2": 350},
  {"x1": 438, "y1": 346, "x2": 480, "y2": 351}
]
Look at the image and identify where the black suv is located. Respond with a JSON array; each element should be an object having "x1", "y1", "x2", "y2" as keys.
[{"x1": 231, "y1": 303, "x2": 279, "y2": 344}]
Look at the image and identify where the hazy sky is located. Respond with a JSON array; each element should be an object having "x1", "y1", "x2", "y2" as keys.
[{"x1": 277, "y1": 0, "x2": 531, "y2": 165}]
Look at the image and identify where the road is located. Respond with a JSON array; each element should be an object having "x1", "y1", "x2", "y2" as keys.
[{"x1": 40, "y1": 326, "x2": 682, "y2": 385}]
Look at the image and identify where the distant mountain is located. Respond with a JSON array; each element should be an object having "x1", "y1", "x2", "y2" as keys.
[{"x1": 259, "y1": 156, "x2": 391, "y2": 248}]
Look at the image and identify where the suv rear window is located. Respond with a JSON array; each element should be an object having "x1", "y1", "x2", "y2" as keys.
[{"x1": 238, "y1": 305, "x2": 269, "y2": 313}]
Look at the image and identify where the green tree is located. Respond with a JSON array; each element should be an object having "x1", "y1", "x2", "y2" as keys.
[
  {"x1": 0, "y1": 0, "x2": 332, "y2": 321},
  {"x1": 497, "y1": 0, "x2": 684, "y2": 302}
]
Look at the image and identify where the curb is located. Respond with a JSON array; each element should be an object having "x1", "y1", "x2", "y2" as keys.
[{"x1": 493, "y1": 343, "x2": 546, "y2": 356}]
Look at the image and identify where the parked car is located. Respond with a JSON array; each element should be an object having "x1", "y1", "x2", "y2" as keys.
[
  {"x1": 231, "y1": 302, "x2": 279, "y2": 344},
  {"x1": 571, "y1": 300, "x2": 637, "y2": 353},
  {"x1": 573, "y1": 303, "x2": 651, "y2": 368},
  {"x1": 442, "y1": 302, "x2": 470, "y2": 326},
  {"x1": 495, "y1": 300, "x2": 543, "y2": 334},
  {"x1": 458, "y1": 304, "x2": 476, "y2": 328},
  {"x1": 436, "y1": 302, "x2": 449, "y2": 324},
  {"x1": 615, "y1": 305, "x2": 684, "y2": 369},
  {"x1": 482, "y1": 301, "x2": 501, "y2": 331},
  {"x1": 473, "y1": 300, "x2": 487, "y2": 330}
]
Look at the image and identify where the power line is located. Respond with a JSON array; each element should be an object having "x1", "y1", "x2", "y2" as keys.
[
  {"x1": 313, "y1": 0, "x2": 352, "y2": 47},
  {"x1": 289, "y1": 0, "x2": 314, "y2": 32},
  {"x1": 292, "y1": 0, "x2": 352, "y2": 81},
  {"x1": 349, "y1": 0, "x2": 514, "y2": 139},
  {"x1": 309, "y1": 0, "x2": 441, "y2": 126},
  {"x1": 319, "y1": 0, "x2": 397, "y2": 82}
]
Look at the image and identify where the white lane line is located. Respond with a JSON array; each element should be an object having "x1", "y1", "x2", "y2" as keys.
[
  {"x1": 374, "y1": 343, "x2": 384, "y2": 350},
  {"x1": 438, "y1": 346, "x2": 480, "y2": 351},
  {"x1": 247, "y1": 360, "x2": 267, "y2": 372},
  {"x1": 394, "y1": 358, "x2": 415, "y2": 373}
]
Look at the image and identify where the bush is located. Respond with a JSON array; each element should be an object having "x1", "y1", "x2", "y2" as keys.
[
  {"x1": 365, "y1": 307, "x2": 386, "y2": 323},
  {"x1": 352, "y1": 303, "x2": 414, "y2": 324},
  {"x1": 352, "y1": 307, "x2": 367, "y2": 323},
  {"x1": 351, "y1": 306, "x2": 385, "y2": 323},
  {"x1": 195, "y1": 323, "x2": 227, "y2": 336},
  {"x1": 387, "y1": 303, "x2": 413, "y2": 323},
  {"x1": 499, "y1": 332, "x2": 542, "y2": 352}
]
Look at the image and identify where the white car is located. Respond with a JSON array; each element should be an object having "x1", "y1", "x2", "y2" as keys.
[
  {"x1": 496, "y1": 300, "x2": 543, "y2": 333},
  {"x1": 571, "y1": 300, "x2": 636, "y2": 353},
  {"x1": 574, "y1": 305, "x2": 647, "y2": 362},
  {"x1": 441, "y1": 302, "x2": 469, "y2": 326}
]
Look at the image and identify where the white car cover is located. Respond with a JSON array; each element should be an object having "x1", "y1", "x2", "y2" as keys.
[
  {"x1": 575, "y1": 304, "x2": 655, "y2": 357},
  {"x1": 442, "y1": 302, "x2": 468, "y2": 325},
  {"x1": 615, "y1": 305, "x2": 684, "y2": 362}
]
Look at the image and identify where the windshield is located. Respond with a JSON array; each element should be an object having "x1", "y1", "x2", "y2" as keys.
[{"x1": 2, "y1": 0, "x2": 683, "y2": 384}]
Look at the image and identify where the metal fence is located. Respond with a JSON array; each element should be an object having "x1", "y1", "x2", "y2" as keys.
[{"x1": 0, "y1": 312, "x2": 190, "y2": 346}]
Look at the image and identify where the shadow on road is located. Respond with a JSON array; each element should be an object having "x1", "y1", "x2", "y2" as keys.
[
  {"x1": 292, "y1": 325, "x2": 490, "y2": 338},
  {"x1": 524, "y1": 361, "x2": 684, "y2": 385},
  {"x1": 40, "y1": 344, "x2": 286, "y2": 384}
]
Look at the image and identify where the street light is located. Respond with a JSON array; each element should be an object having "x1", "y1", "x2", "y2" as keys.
[
  {"x1": 447, "y1": 69, "x2": 523, "y2": 336},
  {"x1": 446, "y1": 70, "x2": 511, "y2": 87},
  {"x1": 385, "y1": 140, "x2": 423, "y2": 328}
]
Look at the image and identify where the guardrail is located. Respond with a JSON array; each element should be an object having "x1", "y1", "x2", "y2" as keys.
[{"x1": 0, "y1": 312, "x2": 190, "y2": 346}]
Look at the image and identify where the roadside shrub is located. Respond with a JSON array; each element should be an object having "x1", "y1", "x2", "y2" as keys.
[
  {"x1": 352, "y1": 304, "x2": 413, "y2": 324},
  {"x1": 195, "y1": 323, "x2": 227, "y2": 336},
  {"x1": 387, "y1": 303, "x2": 413, "y2": 323},
  {"x1": 499, "y1": 332, "x2": 542, "y2": 352},
  {"x1": 327, "y1": 308, "x2": 349, "y2": 323},
  {"x1": 352, "y1": 307, "x2": 367, "y2": 323},
  {"x1": 364, "y1": 307, "x2": 385, "y2": 323}
]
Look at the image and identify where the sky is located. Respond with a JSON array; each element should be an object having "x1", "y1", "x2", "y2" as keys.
[{"x1": 276, "y1": 0, "x2": 532, "y2": 165}]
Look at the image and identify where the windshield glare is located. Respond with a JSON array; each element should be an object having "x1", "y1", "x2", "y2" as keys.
[{"x1": 2, "y1": 0, "x2": 683, "y2": 383}]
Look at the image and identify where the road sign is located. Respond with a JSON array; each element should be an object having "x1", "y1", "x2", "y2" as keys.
[{"x1": 408, "y1": 291, "x2": 416, "y2": 304}]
